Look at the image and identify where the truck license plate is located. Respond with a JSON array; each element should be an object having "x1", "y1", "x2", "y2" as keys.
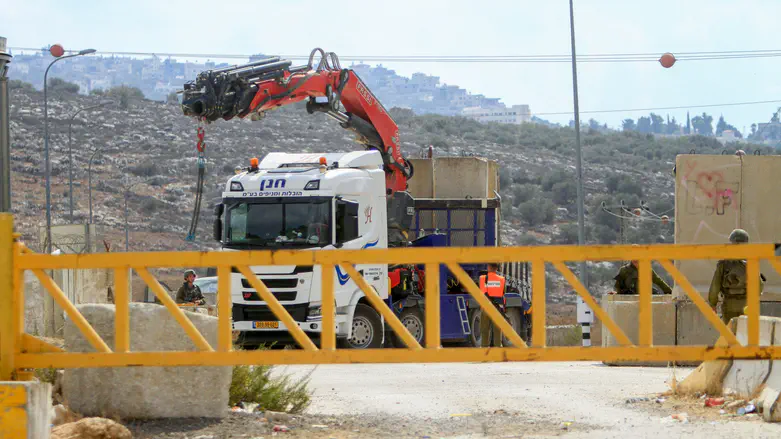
[{"x1": 253, "y1": 321, "x2": 279, "y2": 329}]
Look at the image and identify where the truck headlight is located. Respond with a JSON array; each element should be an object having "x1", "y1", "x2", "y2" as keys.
[
  {"x1": 304, "y1": 180, "x2": 320, "y2": 190},
  {"x1": 230, "y1": 181, "x2": 244, "y2": 191},
  {"x1": 307, "y1": 305, "x2": 322, "y2": 320}
]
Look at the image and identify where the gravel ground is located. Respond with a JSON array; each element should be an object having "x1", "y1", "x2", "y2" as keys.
[{"x1": 126, "y1": 362, "x2": 781, "y2": 438}]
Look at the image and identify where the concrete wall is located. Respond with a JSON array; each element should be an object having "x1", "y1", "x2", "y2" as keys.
[
  {"x1": 601, "y1": 294, "x2": 676, "y2": 365},
  {"x1": 674, "y1": 154, "x2": 781, "y2": 297},
  {"x1": 407, "y1": 157, "x2": 499, "y2": 200}
]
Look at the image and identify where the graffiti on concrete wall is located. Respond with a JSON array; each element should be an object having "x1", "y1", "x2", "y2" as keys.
[{"x1": 682, "y1": 161, "x2": 740, "y2": 216}]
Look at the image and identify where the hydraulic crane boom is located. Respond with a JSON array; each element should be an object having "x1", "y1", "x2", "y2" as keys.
[{"x1": 180, "y1": 48, "x2": 412, "y2": 193}]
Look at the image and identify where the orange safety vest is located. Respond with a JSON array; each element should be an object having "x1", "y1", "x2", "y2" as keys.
[{"x1": 479, "y1": 273, "x2": 506, "y2": 298}]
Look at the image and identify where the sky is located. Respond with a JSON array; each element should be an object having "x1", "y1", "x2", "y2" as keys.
[{"x1": 2, "y1": 0, "x2": 781, "y2": 132}]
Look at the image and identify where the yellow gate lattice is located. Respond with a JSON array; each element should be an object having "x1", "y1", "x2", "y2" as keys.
[{"x1": 2, "y1": 213, "x2": 781, "y2": 379}]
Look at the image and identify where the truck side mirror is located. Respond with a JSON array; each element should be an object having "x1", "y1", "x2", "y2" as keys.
[{"x1": 213, "y1": 204, "x2": 224, "y2": 242}]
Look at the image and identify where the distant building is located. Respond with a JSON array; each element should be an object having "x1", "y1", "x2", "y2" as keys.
[{"x1": 462, "y1": 104, "x2": 532, "y2": 124}]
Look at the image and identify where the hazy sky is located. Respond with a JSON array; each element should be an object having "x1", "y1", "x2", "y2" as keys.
[{"x1": 3, "y1": 0, "x2": 780, "y2": 132}]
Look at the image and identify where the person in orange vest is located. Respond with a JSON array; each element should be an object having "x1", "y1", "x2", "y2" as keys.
[{"x1": 479, "y1": 262, "x2": 506, "y2": 347}]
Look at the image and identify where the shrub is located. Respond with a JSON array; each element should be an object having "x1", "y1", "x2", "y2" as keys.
[{"x1": 229, "y1": 362, "x2": 311, "y2": 413}]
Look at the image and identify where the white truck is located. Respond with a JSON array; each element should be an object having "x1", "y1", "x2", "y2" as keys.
[{"x1": 214, "y1": 151, "x2": 397, "y2": 348}]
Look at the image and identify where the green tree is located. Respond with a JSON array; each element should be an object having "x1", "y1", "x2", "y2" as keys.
[
  {"x1": 106, "y1": 85, "x2": 145, "y2": 109},
  {"x1": 685, "y1": 111, "x2": 691, "y2": 135},
  {"x1": 552, "y1": 180, "x2": 577, "y2": 206},
  {"x1": 48, "y1": 77, "x2": 79, "y2": 94},
  {"x1": 622, "y1": 119, "x2": 636, "y2": 131},
  {"x1": 716, "y1": 115, "x2": 727, "y2": 136},
  {"x1": 650, "y1": 113, "x2": 664, "y2": 134},
  {"x1": 666, "y1": 116, "x2": 680, "y2": 135},
  {"x1": 637, "y1": 116, "x2": 652, "y2": 133},
  {"x1": 691, "y1": 113, "x2": 714, "y2": 136},
  {"x1": 8, "y1": 80, "x2": 34, "y2": 91}
]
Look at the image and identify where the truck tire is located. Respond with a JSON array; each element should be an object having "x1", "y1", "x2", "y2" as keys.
[
  {"x1": 339, "y1": 304, "x2": 383, "y2": 349},
  {"x1": 392, "y1": 307, "x2": 424, "y2": 347},
  {"x1": 468, "y1": 308, "x2": 482, "y2": 347},
  {"x1": 501, "y1": 308, "x2": 523, "y2": 347}
]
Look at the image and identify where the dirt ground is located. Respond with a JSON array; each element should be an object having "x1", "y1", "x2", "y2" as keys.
[{"x1": 126, "y1": 410, "x2": 587, "y2": 439}]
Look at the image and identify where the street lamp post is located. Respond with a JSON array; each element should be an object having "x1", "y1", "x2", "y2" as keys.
[
  {"x1": 67, "y1": 100, "x2": 113, "y2": 222},
  {"x1": 43, "y1": 46, "x2": 96, "y2": 253},
  {"x1": 87, "y1": 146, "x2": 106, "y2": 224},
  {"x1": 122, "y1": 179, "x2": 147, "y2": 252},
  {"x1": 568, "y1": 0, "x2": 593, "y2": 347}
]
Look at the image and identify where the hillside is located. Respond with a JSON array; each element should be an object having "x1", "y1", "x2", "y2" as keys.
[{"x1": 7, "y1": 84, "x2": 776, "y2": 294}]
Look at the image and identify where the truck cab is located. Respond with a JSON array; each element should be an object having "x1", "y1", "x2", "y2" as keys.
[{"x1": 215, "y1": 151, "x2": 391, "y2": 348}]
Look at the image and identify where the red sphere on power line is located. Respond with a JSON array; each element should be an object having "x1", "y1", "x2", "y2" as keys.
[
  {"x1": 633, "y1": 208, "x2": 642, "y2": 217},
  {"x1": 661, "y1": 215, "x2": 670, "y2": 225},
  {"x1": 659, "y1": 52, "x2": 676, "y2": 68},
  {"x1": 49, "y1": 44, "x2": 65, "y2": 58}
]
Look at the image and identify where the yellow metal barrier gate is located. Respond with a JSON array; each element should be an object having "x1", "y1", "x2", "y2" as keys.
[{"x1": 2, "y1": 213, "x2": 781, "y2": 379}]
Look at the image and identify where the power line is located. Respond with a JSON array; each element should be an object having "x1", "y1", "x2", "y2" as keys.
[
  {"x1": 9, "y1": 46, "x2": 781, "y2": 63},
  {"x1": 530, "y1": 99, "x2": 781, "y2": 117}
]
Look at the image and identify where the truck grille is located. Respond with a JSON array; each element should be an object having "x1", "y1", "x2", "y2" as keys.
[
  {"x1": 233, "y1": 303, "x2": 308, "y2": 322},
  {"x1": 242, "y1": 291, "x2": 297, "y2": 301},
  {"x1": 241, "y1": 278, "x2": 298, "y2": 289}
]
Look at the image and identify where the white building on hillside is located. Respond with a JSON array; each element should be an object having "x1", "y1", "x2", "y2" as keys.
[{"x1": 462, "y1": 104, "x2": 532, "y2": 124}]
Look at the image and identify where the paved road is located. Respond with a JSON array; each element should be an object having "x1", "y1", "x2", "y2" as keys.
[{"x1": 282, "y1": 362, "x2": 781, "y2": 438}]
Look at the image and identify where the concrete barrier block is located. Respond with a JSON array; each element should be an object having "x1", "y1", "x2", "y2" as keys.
[
  {"x1": 675, "y1": 300, "x2": 721, "y2": 346},
  {"x1": 600, "y1": 294, "x2": 675, "y2": 366},
  {"x1": 758, "y1": 320, "x2": 781, "y2": 422},
  {"x1": 63, "y1": 303, "x2": 231, "y2": 419},
  {"x1": 722, "y1": 316, "x2": 775, "y2": 398},
  {"x1": 0, "y1": 381, "x2": 52, "y2": 439}
]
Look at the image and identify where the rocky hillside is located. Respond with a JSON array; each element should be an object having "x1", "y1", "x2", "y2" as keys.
[{"x1": 7, "y1": 84, "x2": 775, "y2": 295}]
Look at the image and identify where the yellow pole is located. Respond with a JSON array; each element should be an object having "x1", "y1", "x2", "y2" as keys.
[
  {"x1": 321, "y1": 264, "x2": 336, "y2": 351},
  {"x1": 746, "y1": 258, "x2": 760, "y2": 346},
  {"x1": 637, "y1": 260, "x2": 652, "y2": 346},
  {"x1": 114, "y1": 268, "x2": 129, "y2": 352},
  {"x1": 0, "y1": 214, "x2": 15, "y2": 379},
  {"x1": 217, "y1": 265, "x2": 232, "y2": 352},
  {"x1": 424, "y1": 263, "x2": 441, "y2": 349},
  {"x1": 531, "y1": 260, "x2": 546, "y2": 348}
]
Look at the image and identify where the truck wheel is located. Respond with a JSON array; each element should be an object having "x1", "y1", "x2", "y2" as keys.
[
  {"x1": 468, "y1": 309, "x2": 482, "y2": 347},
  {"x1": 392, "y1": 307, "x2": 424, "y2": 347},
  {"x1": 340, "y1": 304, "x2": 383, "y2": 349},
  {"x1": 501, "y1": 308, "x2": 523, "y2": 347}
]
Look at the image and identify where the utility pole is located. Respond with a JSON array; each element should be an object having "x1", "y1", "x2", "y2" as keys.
[
  {"x1": 0, "y1": 37, "x2": 12, "y2": 213},
  {"x1": 568, "y1": 0, "x2": 593, "y2": 346}
]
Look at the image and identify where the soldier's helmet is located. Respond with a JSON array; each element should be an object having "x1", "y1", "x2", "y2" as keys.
[
  {"x1": 729, "y1": 229, "x2": 750, "y2": 243},
  {"x1": 184, "y1": 269, "x2": 197, "y2": 279}
]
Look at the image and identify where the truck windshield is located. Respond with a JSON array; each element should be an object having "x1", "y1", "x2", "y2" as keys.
[{"x1": 225, "y1": 198, "x2": 331, "y2": 249}]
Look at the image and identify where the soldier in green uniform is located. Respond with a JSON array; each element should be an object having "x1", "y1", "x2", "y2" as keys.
[
  {"x1": 708, "y1": 229, "x2": 765, "y2": 324},
  {"x1": 613, "y1": 247, "x2": 673, "y2": 295},
  {"x1": 176, "y1": 269, "x2": 206, "y2": 305}
]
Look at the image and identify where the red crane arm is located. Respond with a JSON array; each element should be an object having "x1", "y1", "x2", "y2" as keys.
[{"x1": 181, "y1": 49, "x2": 411, "y2": 193}]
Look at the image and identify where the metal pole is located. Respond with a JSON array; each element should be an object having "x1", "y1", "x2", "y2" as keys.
[
  {"x1": 569, "y1": 0, "x2": 586, "y2": 283},
  {"x1": 44, "y1": 61, "x2": 52, "y2": 253},
  {"x1": 0, "y1": 37, "x2": 11, "y2": 213},
  {"x1": 42, "y1": 49, "x2": 96, "y2": 252},
  {"x1": 124, "y1": 191, "x2": 129, "y2": 252},
  {"x1": 569, "y1": 0, "x2": 592, "y2": 346},
  {"x1": 88, "y1": 149, "x2": 101, "y2": 224},
  {"x1": 68, "y1": 120, "x2": 73, "y2": 221}
]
